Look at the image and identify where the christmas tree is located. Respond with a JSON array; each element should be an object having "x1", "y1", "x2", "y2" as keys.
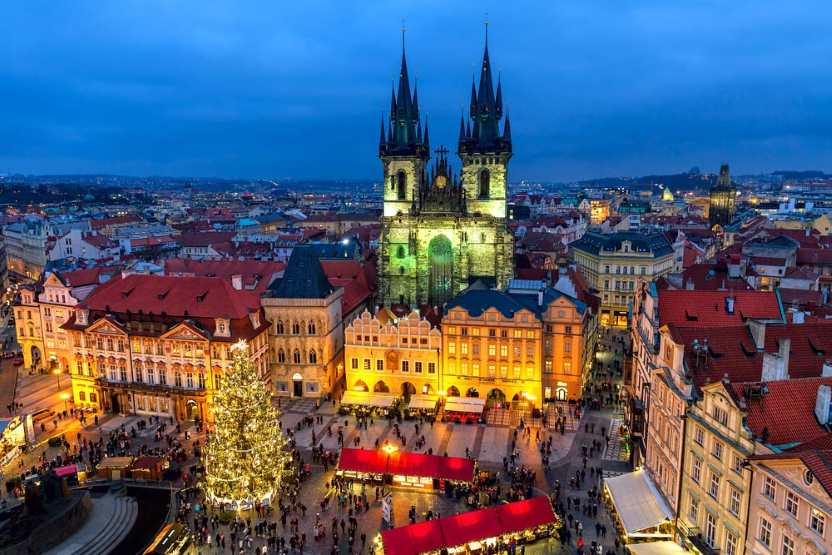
[{"x1": 203, "y1": 339, "x2": 291, "y2": 508}]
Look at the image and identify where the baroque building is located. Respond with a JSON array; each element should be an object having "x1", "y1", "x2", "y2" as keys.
[{"x1": 379, "y1": 37, "x2": 513, "y2": 307}]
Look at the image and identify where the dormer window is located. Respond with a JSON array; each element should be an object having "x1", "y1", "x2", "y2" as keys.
[
  {"x1": 250, "y1": 312, "x2": 261, "y2": 329},
  {"x1": 215, "y1": 318, "x2": 230, "y2": 337}
]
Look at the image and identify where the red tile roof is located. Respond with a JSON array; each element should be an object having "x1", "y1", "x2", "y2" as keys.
[
  {"x1": 164, "y1": 259, "x2": 285, "y2": 294},
  {"x1": 749, "y1": 256, "x2": 786, "y2": 266},
  {"x1": 679, "y1": 263, "x2": 751, "y2": 291},
  {"x1": 81, "y1": 274, "x2": 260, "y2": 319},
  {"x1": 797, "y1": 248, "x2": 832, "y2": 267},
  {"x1": 732, "y1": 377, "x2": 832, "y2": 446},
  {"x1": 178, "y1": 231, "x2": 235, "y2": 248},
  {"x1": 671, "y1": 321, "x2": 832, "y2": 385},
  {"x1": 658, "y1": 290, "x2": 782, "y2": 327},
  {"x1": 320, "y1": 260, "x2": 374, "y2": 315},
  {"x1": 750, "y1": 449, "x2": 832, "y2": 499},
  {"x1": 60, "y1": 267, "x2": 121, "y2": 288},
  {"x1": 91, "y1": 214, "x2": 142, "y2": 230}
]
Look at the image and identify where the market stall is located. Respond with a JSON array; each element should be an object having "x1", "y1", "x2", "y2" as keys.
[
  {"x1": 603, "y1": 469, "x2": 673, "y2": 542},
  {"x1": 405, "y1": 394, "x2": 439, "y2": 419},
  {"x1": 339, "y1": 391, "x2": 398, "y2": 416},
  {"x1": 379, "y1": 496, "x2": 559, "y2": 555},
  {"x1": 336, "y1": 447, "x2": 475, "y2": 490},
  {"x1": 96, "y1": 456, "x2": 133, "y2": 480},
  {"x1": 443, "y1": 398, "x2": 485, "y2": 424},
  {"x1": 130, "y1": 456, "x2": 167, "y2": 481}
]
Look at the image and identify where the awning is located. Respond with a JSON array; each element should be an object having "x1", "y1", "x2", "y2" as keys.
[
  {"x1": 341, "y1": 390, "x2": 397, "y2": 408},
  {"x1": 381, "y1": 497, "x2": 557, "y2": 555},
  {"x1": 54, "y1": 464, "x2": 78, "y2": 477},
  {"x1": 605, "y1": 470, "x2": 673, "y2": 535},
  {"x1": 626, "y1": 541, "x2": 688, "y2": 555},
  {"x1": 444, "y1": 398, "x2": 486, "y2": 414},
  {"x1": 407, "y1": 394, "x2": 439, "y2": 410},
  {"x1": 338, "y1": 448, "x2": 475, "y2": 482}
]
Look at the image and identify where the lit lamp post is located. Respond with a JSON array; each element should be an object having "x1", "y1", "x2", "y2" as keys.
[
  {"x1": 53, "y1": 368, "x2": 63, "y2": 390},
  {"x1": 60, "y1": 392, "x2": 70, "y2": 412}
]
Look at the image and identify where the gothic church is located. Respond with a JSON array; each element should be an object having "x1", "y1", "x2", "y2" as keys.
[{"x1": 379, "y1": 35, "x2": 514, "y2": 307}]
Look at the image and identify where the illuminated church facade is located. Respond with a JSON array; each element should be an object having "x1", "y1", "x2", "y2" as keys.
[{"x1": 379, "y1": 37, "x2": 514, "y2": 307}]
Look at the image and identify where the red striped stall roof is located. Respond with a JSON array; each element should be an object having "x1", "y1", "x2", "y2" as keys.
[
  {"x1": 381, "y1": 497, "x2": 557, "y2": 555},
  {"x1": 337, "y1": 448, "x2": 475, "y2": 482}
]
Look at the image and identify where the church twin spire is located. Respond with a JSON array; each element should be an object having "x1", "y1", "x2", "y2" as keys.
[{"x1": 379, "y1": 28, "x2": 510, "y2": 159}]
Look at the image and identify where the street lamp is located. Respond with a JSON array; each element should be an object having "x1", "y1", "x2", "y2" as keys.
[
  {"x1": 53, "y1": 368, "x2": 63, "y2": 390},
  {"x1": 60, "y1": 392, "x2": 70, "y2": 412},
  {"x1": 381, "y1": 442, "x2": 398, "y2": 455}
]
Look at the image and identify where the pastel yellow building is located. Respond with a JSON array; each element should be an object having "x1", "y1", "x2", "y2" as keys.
[
  {"x1": 344, "y1": 309, "x2": 441, "y2": 397},
  {"x1": 442, "y1": 286, "x2": 545, "y2": 408},
  {"x1": 15, "y1": 287, "x2": 44, "y2": 369},
  {"x1": 679, "y1": 380, "x2": 753, "y2": 555}
]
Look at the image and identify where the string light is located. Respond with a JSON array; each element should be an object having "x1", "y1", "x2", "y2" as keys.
[{"x1": 202, "y1": 339, "x2": 291, "y2": 509}]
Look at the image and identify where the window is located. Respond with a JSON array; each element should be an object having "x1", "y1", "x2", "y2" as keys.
[
  {"x1": 691, "y1": 457, "x2": 701, "y2": 484},
  {"x1": 472, "y1": 363, "x2": 480, "y2": 377},
  {"x1": 401, "y1": 360, "x2": 409, "y2": 373},
  {"x1": 351, "y1": 358, "x2": 358, "y2": 369},
  {"x1": 79, "y1": 391, "x2": 86, "y2": 401},
  {"x1": 563, "y1": 361, "x2": 572, "y2": 374},
  {"x1": 713, "y1": 405, "x2": 729, "y2": 426},
  {"x1": 460, "y1": 343, "x2": 468, "y2": 355},
  {"x1": 478, "y1": 168, "x2": 490, "y2": 198},
  {"x1": 763, "y1": 476, "x2": 776, "y2": 500},
  {"x1": 428, "y1": 362, "x2": 435, "y2": 374},
  {"x1": 782, "y1": 534, "x2": 794, "y2": 555},
  {"x1": 376, "y1": 359, "x2": 384, "y2": 371},
  {"x1": 363, "y1": 359, "x2": 371, "y2": 370},
  {"x1": 564, "y1": 340, "x2": 571, "y2": 353},
  {"x1": 712, "y1": 440, "x2": 723, "y2": 460},
  {"x1": 545, "y1": 360, "x2": 553, "y2": 374},
  {"x1": 186, "y1": 373, "x2": 194, "y2": 389},
  {"x1": 705, "y1": 513, "x2": 717, "y2": 548},
  {"x1": 472, "y1": 343, "x2": 479, "y2": 356},
  {"x1": 448, "y1": 342, "x2": 456, "y2": 355},
  {"x1": 292, "y1": 350, "x2": 301, "y2": 364},
  {"x1": 688, "y1": 496, "x2": 699, "y2": 522},
  {"x1": 694, "y1": 426, "x2": 705, "y2": 446},
  {"x1": 276, "y1": 321, "x2": 284, "y2": 333},
  {"x1": 309, "y1": 350, "x2": 317, "y2": 364},
  {"x1": 119, "y1": 365, "x2": 127, "y2": 382},
  {"x1": 90, "y1": 392, "x2": 97, "y2": 403},
  {"x1": 414, "y1": 362, "x2": 422, "y2": 374},
  {"x1": 396, "y1": 170, "x2": 407, "y2": 200},
  {"x1": 759, "y1": 517, "x2": 772, "y2": 547},
  {"x1": 500, "y1": 345, "x2": 508, "y2": 357},
  {"x1": 291, "y1": 321, "x2": 300, "y2": 334},
  {"x1": 811, "y1": 508, "x2": 825, "y2": 536},
  {"x1": 278, "y1": 349, "x2": 286, "y2": 363},
  {"x1": 159, "y1": 368, "x2": 167, "y2": 385},
  {"x1": 488, "y1": 364, "x2": 496, "y2": 378},
  {"x1": 709, "y1": 472, "x2": 720, "y2": 499},
  {"x1": 785, "y1": 491, "x2": 799, "y2": 516},
  {"x1": 488, "y1": 328, "x2": 496, "y2": 337},
  {"x1": 729, "y1": 487, "x2": 741, "y2": 516},
  {"x1": 175, "y1": 371, "x2": 182, "y2": 387},
  {"x1": 732, "y1": 454, "x2": 743, "y2": 474},
  {"x1": 396, "y1": 245, "x2": 406, "y2": 258},
  {"x1": 147, "y1": 366, "x2": 155, "y2": 385},
  {"x1": 725, "y1": 530, "x2": 738, "y2": 555},
  {"x1": 308, "y1": 322, "x2": 316, "y2": 334}
]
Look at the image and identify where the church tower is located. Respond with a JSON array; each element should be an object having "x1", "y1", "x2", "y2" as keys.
[
  {"x1": 708, "y1": 163, "x2": 737, "y2": 227},
  {"x1": 380, "y1": 39, "x2": 429, "y2": 217},
  {"x1": 458, "y1": 32, "x2": 512, "y2": 219}
]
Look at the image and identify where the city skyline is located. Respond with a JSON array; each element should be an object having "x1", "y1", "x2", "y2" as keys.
[{"x1": 2, "y1": 1, "x2": 831, "y2": 181}]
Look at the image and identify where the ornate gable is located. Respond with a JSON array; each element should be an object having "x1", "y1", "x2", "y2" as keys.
[
  {"x1": 161, "y1": 322, "x2": 208, "y2": 342},
  {"x1": 88, "y1": 317, "x2": 126, "y2": 335}
]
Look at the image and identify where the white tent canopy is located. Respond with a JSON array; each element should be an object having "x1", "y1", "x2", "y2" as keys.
[
  {"x1": 626, "y1": 541, "x2": 688, "y2": 555},
  {"x1": 605, "y1": 470, "x2": 673, "y2": 536},
  {"x1": 341, "y1": 391, "x2": 396, "y2": 408},
  {"x1": 444, "y1": 397, "x2": 486, "y2": 414},
  {"x1": 407, "y1": 394, "x2": 439, "y2": 410}
]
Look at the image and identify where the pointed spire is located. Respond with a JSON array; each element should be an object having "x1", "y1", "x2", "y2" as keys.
[
  {"x1": 396, "y1": 30, "x2": 412, "y2": 116},
  {"x1": 423, "y1": 116, "x2": 430, "y2": 150},
  {"x1": 458, "y1": 113, "x2": 466, "y2": 142},
  {"x1": 379, "y1": 113, "x2": 386, "y2": 149},
  {"x1": 388, "y1": 120, "x2": 394, "y2": 144},
  {"x1": 390, "y1": 84, "x2": 397, "y2": 119},
  {"x1": 466, "y1": 119, "x2": 472, "y2": 139},
  {"x1": 416, "y1": 118, "x2": 422, "y2": 143},
  {"x1": 412, "y1": 81, "x2": 419, "y2": 119},
  {"x1": 503, "y1": 112, "x2": 512, "y2": 143}
]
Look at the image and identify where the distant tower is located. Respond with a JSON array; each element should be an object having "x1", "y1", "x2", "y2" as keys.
[
  {"x1": 709, "y1": 164, "x2": 737, "y2": 227},
  {"x1": 379, "y1": 33, "x2": 429, "y2": 217},
  {"x1": 458, "y1": 29, "x2": 512, "y2": 219}
]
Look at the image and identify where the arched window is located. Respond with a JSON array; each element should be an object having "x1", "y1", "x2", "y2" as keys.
[
  {"x1": 478, "y1": 169, "x2": 490, "y2": 199},
  {"x1": 397, "y1": 170, "x2": 407, "y2": 200},
  {"x1": 278, "y1": 349, "x2": 286, "y2": 363},
  {"x1": 291, "y1": 321, "x2": 300, "y2": 335},
  {"x1": 276, "y1": 321, "x2": 284, "y2": 334},
  {"x1": 309, "y1": 350, "x2": 317, "y2": 364},
  {"x1": 293, "y1": 350, "x2": 301, "y2": 364},
  {"x1": 396, "y1": 245, "x2": 406, "y2": 258},
  {"x1": 307, "y1": 321, "x2": 316, "y2": 335}
]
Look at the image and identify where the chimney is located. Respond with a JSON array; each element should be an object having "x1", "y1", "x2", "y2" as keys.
[
  {"x1": 748, "y1": 319, "x2": 766, "y2": 350},
  {"x1": 778, "y1": 337, "x2": 791, "y2": 376},
  {"x1": 231, "y1": 274, "x2": 243, "y2": 290},
  {"x1": 537, "y1": 289, "x2": 544, "y2": 307},
  {"x1": 725, "y1": 296, "x2": 735, "y2": 314},
  {"x1": 815, "y1": 384, "x2": 832, "y2": 425}
]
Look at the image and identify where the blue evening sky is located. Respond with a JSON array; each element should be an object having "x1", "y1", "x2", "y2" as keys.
[{"x1": 1, "y1": 1, "x2": 830, "y2": 181}]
